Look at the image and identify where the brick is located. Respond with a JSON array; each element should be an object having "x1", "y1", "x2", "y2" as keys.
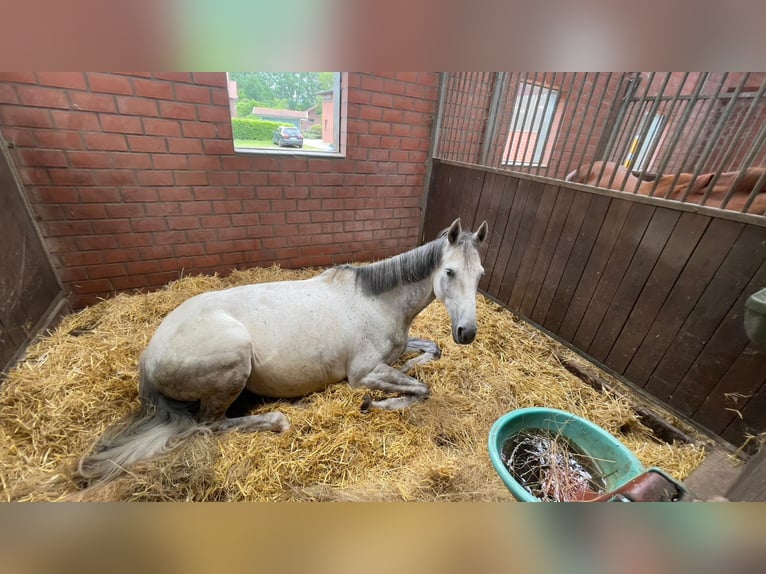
[
  {"x1": 131, "y1": 218, "x2": 168, "y2": 233},
  {"x1": 66, "y1": 204, "x2": 107, "y2": 219},
  {"x1": 105, "y1": 203, "x2": 145, "y2": 218},
  {"x1": 0, "y1": 72, "x2": 36, "y2": 83},
  {"x1": 15, "y1": 85, "x2": 70, "y2": 109},
  {"x1": 116, "y1": 96, "x2": 159, "y2": 116},
  {"x1": 153, "y1": 72, "x2": 192, "y2": 83},
  {"x1": 2, "y1": 126, "x2": 37, "y2": 146},
  {"x1": 167, "y1": 137, "x2": 203, "y2": 154},
  {"x1": 174, "y1": 170, "x2": 208, "y2": 185},
  {"x1": 117, "y1": 233, "x2": 153, "y2": 248},
  {"x1": 143, "y1": 118, "x2": 181, "y2": 137},
  {"x1": 132, "y1": 78, "x2": 174, "y2": 100},
  {"x1": 127, "y1": 135, "x2": 167, "y2": 153},
  {"x1": 115, "y1": 152, "x2": 152, "y2": 169},
  {"x1": 120, "y1": 187, "x2": 158, "y2": 202},
  {"x1": 152, "y1": 154, "x2": 188, "y2": 169},
  {"x1": 197, "y1": 104, "x2": 230, "y2": 123},
  {"x1": 0, "y1": 84, "x2": 18, "y2": 104},
  {"x1": 78, "y1": 187, "x2": 121, "y2": 203},
  {"x1": 93, "y1": 170, "x2": 137, "y2": 186},
  {"x1": 76, "y1": 235, "x2": 119, "y2": 250},
  {"x1": 187, "y1": 155, "x2": 221, "y2": 170},
  {"x1": 174, "y1": 84, "x2": 211, "y2": 104},
  {"x1": 180, "y1": 201, "x2": 213, "y2": 215},
  {"x1": 66, "y1": 150, "x2": 114, "y2": 168},
  {"x1": 159, "y1": 101, "x2": 197, "y2": 120},
  {"x1": 36, "y1": 186, "x2": 79, "y2": 203},
  {"x1": 84, "y1": 132, "x2": 128, "y2": 151},
  {"x1": 203, "y1": 139, "x2": 233, "y2": 155},
  {"x1": 167, "y1": 216, "x2": 200, "y2": 230},
  {"x1": 36, "y1": 72, "x2": 88, "y2": 90},
  {"x1": 87, "y1": 73, "x2": 133, "y2": 95},
  {"x1": 137, "y1": 170, "x2": 174, "y2": 186},
  {"x1": 0, "y1": 105, "x2": 53, "y2": 127},
  {"x1": 92, "y1": 220, "x2": 132, "y2": 234},
  {"x1": 68, "y1": 91, "x2": 116, "y2": 113},
  {"x1": 191, "y1": 72, "x2": 226, "y2": 87},
  {"x1": 17, "y1": 148, "x2": 68, "y2": 167},
  {"x1": 51, "y1": 110, "x2": 99, "y2": 130},
  {"x1": 181, "y1": 121, "x2": 217, "y2": 138},
  {"x1": 48, "y1": 168, "x2": 94, "y2": 185},
  {"x1": 99, "y1": 113, "x2": 143, "y2": 134}
]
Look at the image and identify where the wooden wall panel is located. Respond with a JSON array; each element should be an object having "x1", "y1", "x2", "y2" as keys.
[{"x1": 424, "y1": 160, "x2": 766, "y2": 448}]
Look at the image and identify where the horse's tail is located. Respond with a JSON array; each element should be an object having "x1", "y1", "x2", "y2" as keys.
[{"x1": 74, "y1": 383, "x2": 208, "y2": 486}]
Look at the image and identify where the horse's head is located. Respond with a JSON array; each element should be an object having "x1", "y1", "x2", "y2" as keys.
[{"x1": 434, "y1": 218, "x2": 488, "y2": 345}]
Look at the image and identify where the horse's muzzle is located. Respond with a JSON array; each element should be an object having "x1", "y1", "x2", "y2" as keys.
[{"x1": 455, "y1": 325, "x2": 477, "y2": 345}]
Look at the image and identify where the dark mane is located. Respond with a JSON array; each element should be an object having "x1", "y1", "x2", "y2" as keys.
[{"x1": 351, "y1": 237, "x2": 446, "y2": 296}]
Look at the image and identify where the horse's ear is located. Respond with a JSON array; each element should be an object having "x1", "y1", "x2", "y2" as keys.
[
  {"x1": 447, "y1": 218, "x2": 462, "y2": 244},
  {"x1": 475, "y1": 220, "x2": 488, "y2": 244}
]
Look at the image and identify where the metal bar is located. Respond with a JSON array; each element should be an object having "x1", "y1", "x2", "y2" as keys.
[
  {"x1": 581, "y1": 73, "x2": 617, "y2": 183},
  {"x1": 648, "y1": 73, "x2": 709, "y2": 198},
  {"x1": 594, "y1": 73, "x2": 635, "y2": 180},
  {"x1": 431, "y1": 72, "x2": 448, "y2": 160},
  {"x1": 625, "y1": 72, "x2": 672, "y2": 192},
  {"x1": 518, "y1": 73, "x2": 547, "y2": 170},
  {"x1": 561, "y1": 72, "x2": 600, "y2": 177},
  {"x1": 488, "y1": 72, "x2": 511, "y2": 167},
  {"x1": 696, "y1": 73, "x2": 749, "y2": 205},
  {"x1": 474, "y1": 72, "x2": 492, "y2": 163},
  {"x1": 455, "y1": 73, "x2": 470, "y2": 162},
  {"x1": 604, "y1": 72, "x2": 657, "y2": 191},
  {"x1": 533, "y1": 72, "x2": 559, "y2": 176},
  {"x1": 515, "y1": 72, "x2": 539, "y2": 168},
  {"x1": 722, "y1": 114, "x2": 766, "y2": 211},
  {"x1": 506, "y1": 72, "x2": 530, "y2": 168},
  {"x1": 550, "y1": 72, "x2": 582, "y2": 178},
  {"x1": 480, "y1": 72, "x2": 504, "y2": 166},
  {"x1": 500, "y1": 73, "x2": 523, "y2": 167},
  {"x1": 567, "y1": 72, "x2": 607, "y2": 177},
  {"x1": 633, "y1": 72, "x2": 690, "y2": 184},
  {"x1": 677, "y1": 73, "x2": 730, "y2": 203}
]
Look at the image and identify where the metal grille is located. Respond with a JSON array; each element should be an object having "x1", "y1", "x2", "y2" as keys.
[{"x1": 433, "y1": 72, "x2": 766, "y2": 215}]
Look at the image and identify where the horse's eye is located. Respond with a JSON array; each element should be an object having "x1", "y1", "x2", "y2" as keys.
[{"x1": 446, "y1": 268, "x2": 455, "y2": 278}]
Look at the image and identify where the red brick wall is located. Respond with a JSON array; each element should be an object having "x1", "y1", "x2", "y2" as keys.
[{"x1": 0, "y1": 72, "x2": 439, "y2": 307}]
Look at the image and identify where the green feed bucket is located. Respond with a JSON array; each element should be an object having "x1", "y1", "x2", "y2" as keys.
[{"x1": 488, "y1": 408, "x2": 646, "y2": 502}]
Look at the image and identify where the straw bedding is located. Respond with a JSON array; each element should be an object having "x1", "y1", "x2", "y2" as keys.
[{"x1": 0, "y1": 265, "x2": 705, "y2": 502}]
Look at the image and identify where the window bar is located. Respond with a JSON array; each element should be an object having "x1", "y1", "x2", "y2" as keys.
[
  {"x1": 518, "y1": 73, "x2": 549, "y2": 172},
  {"x1": 506, "y1": 72, "x2": 531, "y2": 168},
  {"x1": 722, "y1": 111, "x2": 766, "y2": 211},
  {"x1": 603, "y1": 72, "x2": 658, "y2": 191},
  {"x1": 648, "y1": 73, "x2": 709, "y2": 198},
  {"x1": 573, "y1": 73, "x2": 612, "y2": 182},
  {"x1": 549, "y1": 72, "x2": 582, "y2": 178},
  {"x1": 500, "y1": 73, "x2": 524, "y2": 168},
  {"x1": 481, "y1": 72, "x2": 506, "y2": 167},
  {"x1": 695, "y1": 73, "x2": 749, "y2": 206},
  {"x1": 676, "y1": 73, "x2": 730, "y2": 203},
  {"x1": 561, "y1": 72, "x2": 600, "y2": 178},
  {"x1": 533, "y1": 72, "x2": 559, "y2": 177}
]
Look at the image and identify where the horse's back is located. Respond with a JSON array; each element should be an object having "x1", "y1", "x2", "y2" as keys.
[{"x1": 142, "y1": 271, "x2": 371, "y2": 398}]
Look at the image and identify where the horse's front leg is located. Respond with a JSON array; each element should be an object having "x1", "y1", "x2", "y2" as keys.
[
  {"x1": 400, "y1": 337, "x2": 441, "y2": 374},
  {"x1": 349, "y1": 363, "x2": 430, "y2": 411}
]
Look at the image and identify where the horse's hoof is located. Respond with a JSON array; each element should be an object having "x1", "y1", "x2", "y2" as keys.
[{"x1": 360, "y1": 394, "x2": 373, "y2": 412}]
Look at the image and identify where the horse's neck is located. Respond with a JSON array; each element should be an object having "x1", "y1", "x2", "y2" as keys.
[{"x1": 379, "y1": 278, "x2": 436, "y2": 326}]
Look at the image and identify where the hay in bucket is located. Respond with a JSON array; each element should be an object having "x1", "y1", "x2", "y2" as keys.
[{"x1": 0, "y1": 265, "x2": 706, "y2": 501}]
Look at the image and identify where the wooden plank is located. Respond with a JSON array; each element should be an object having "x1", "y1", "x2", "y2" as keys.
[
  {"x1": 605, "y1": 212, "x2": 711, "y2": 374},
  {"x1": 588, "y1": 207, "x2": 680, "y2": 363},
  {"x1": 671, "y1": 259, "x2": 766, "y2": 418},
  {"x1": 479, "y1": 175, "x2": 518, "y2": 295},
  {"x1": 458, "y1": 168, "x2": 485, "y2": 228},
  {"x1": 424, "y1": 161, "x2": 467, "y2": 240},
  {"x1": 644, "y1": 224, "x2": 766, "y2": 405},
  {"x1": 558, "y1": 198, "x2": 635, "y2": 342},
  {"x1": 694, "y1": 346, "x2": 766, "y2": 436},
  {"x1": 531, "y1": 190, "x2": 590, "y2": 325},
  {"x1": 486, "y1": 177, "x2": 530, "y2": 297},
  {"x1": 508, "y1": 184, "x2": 561, "y2": 312},
  {"x1": 627, "y1": 218, "x2": 744, "y2": 389},
  {"x1": 572, "y1": 202, "x2": 655, "y2": 353},
  {"x1": 721, "y1": 375, "x2": 766, "y2": 448},
  {"x1": 544, "y1": 193, "x2": 611, "y2": 333},
  {"x1": 497, "y1": 179, "x2": 546, "y2": 306},
  {"x1": 519, "y1": 186, "x2": 575, "y2": 318}
]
